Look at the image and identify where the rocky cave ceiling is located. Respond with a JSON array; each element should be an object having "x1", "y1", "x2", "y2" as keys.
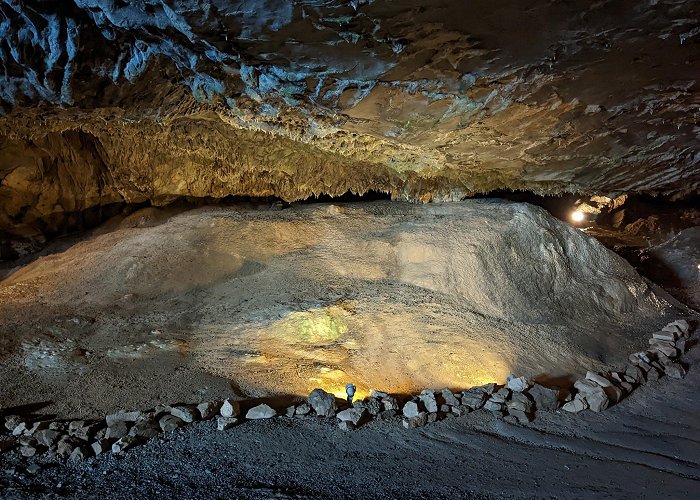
[{"x1": 0, "y1": 0, "x2": 699, "y2": 232}]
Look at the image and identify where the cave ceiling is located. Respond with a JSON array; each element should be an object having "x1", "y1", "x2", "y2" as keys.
[{"x1": 0, "y1": 0, "x2": 698, "y2": 230}]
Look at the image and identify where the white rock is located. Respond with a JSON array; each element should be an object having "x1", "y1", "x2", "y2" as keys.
[
  {"x1": 418, "y1": 392, "x2": 438, "y2": 413},
  {"x1": 402, "y1": 401, "x2": 421, "y2": 418},
  {"x1": 246, "y1": 404, "x2": 276, "y2": 419},
  {"x1": 216, "y1": 416, "x2": 238, "y2": 430},
  {"x1": 220, "y1": 399, "x2": 241, "y2": 418},
  {"x1": 506, "y1": 375, "x2": 530, "y2": 392},
  {"x1": 336, "y1": 408, "x2": 364, "y2": 425},
  {"x1": 585, "y1": 371, "x2": 613, "y2": 388}
]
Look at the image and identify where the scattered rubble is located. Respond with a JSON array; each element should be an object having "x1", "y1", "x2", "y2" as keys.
[{"x1": 0, "y1": 319, "x2": 694, "y2": 462}]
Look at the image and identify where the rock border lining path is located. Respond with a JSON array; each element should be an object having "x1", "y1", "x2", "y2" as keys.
[{"x1": 1, "y1": 319, "x2": 695, "y2": 464}]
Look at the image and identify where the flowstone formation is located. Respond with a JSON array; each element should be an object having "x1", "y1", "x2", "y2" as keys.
[{"x1": 1, "y1": 0, "x2": 699, "y2": 241}]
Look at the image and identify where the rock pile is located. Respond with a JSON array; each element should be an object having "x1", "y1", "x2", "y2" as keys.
[{"x1": 0, "y1": 320, "x2": 695, "y2": 462}]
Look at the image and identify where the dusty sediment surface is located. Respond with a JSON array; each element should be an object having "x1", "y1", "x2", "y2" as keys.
[
  {"x1": 0, "y1": 200, "x2": 683, "y2": 419},
  {"x1": 2, "y1": 348, "x2": 699, "y2": 499}
]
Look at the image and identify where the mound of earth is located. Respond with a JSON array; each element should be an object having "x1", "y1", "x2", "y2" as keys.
[{"x1": 0, "y1": 201, "x2": 681, "y2": 418}]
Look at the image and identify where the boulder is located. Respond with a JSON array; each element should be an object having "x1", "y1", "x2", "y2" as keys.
[
  {"x1": 105, "y1": 410, "x2": 143, "y2": 427},
  {"x1": 170, "y1": 405, "x2": 199, "y2": 423},
  {"x1": 377, "y1": 410, "x2": 398, "y2": 421},
  {"x1": 402, "y1": 401, "x2": 421, "y2": 418},
  {"x1": 418, "y1": 392, "x2": 438, "y2": 413},
  {"x1": 584, "y1": 391, "x2": 609, "y2": 412},
  {"x1": 4, "y1": 415, "x2": 22, "y2": 431},
  {"x1": 246, "y1": 404, "x2": 276, "y2": 419},
  {"x1": 197, "y1": 401, "x2": 222, "y2": 420},
  {"x1": 112, "y1": 435, "x2": 139, "y2": 454},
  {"x1": 402, "y1": 412, "x2": 428, "y2": 429},
  {"x1": 450, "y1": 406, "x2": 470, "y2": 417},
  {"x1": 336, "y1": 408, "x2": 365, "y2": 426},
  {"x1": 220, "y1": 399, "x2": 241, "y2": 418},
  {"x1": 216, "y1": 416, "x2": 238, "y2": 431},
  {"x1": 483, "y1": 400, "x2": 505, "y2": 412},
  {"x1": 105, "y1": 421, "x2": 129, "y2": 440},
  {"x1": 664, "y1": 319, "x2": 690, "y2": 336},
  {"x1": 527, "y1": 384, "x2": 561, "y2": 411},
  {"x1": 91, "y1": 439, "x2": 114, "y2": 456},
  {"x1": 665, "y1": 363, "x2": 687, "y2": 379},
  {"x1": 308, "y1": 389, "x2": 337, "y2": 417},
  {"x1": 285, "y1": 406, "x2": 296, "y2": 417},
  {"x1": 653, "y1": 331, "x2": 677, "y2": 342},
  {"x1": 361, "y1": 397, "x2": 382, "y2": 416},
  {"x1": 625, "y1": 364, "x2": 645, "y2": 384},
  {"x1": 381, "y1": 396, "x2": 400, "y2": 411},
  {"x1": 507, "y1": 392, "x2": 534, "y2": 413},
  {"x1": 585, "y1": 371, "x2": 613, "y2": 388},
  {"x1": 506, "y1": 375, "x2": 530, "y2": 392},
  {"x1": 295, "y1": 403, "x2": 311, "y2": 416},
  {"x1": 460, "y1": 390, "x2": 487, "y2": 410},
  {"x1": 646, "y1": 367, "x2": 662, "y2": 382},
  {"x1": 56, "y1": 437, "x2": 78, "y2": 456},
  {"x1": 129, "y1": 419, "x2": 161, "y2": 439},
  {"x1": 159, "y1": 414, "x2": 184, "y2": 432},
  {"x1": 562, "y1": 397, "x2": 588, "y2": 413},
  {"x1": 34, "y1": 429, "x2": 61, "y2": 448},
  {"x1": 440, "y1": 389, "x2": 461, "y2": 407}
]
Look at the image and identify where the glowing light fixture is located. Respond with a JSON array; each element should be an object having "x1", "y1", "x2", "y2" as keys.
[{"x1": 570, "y1": 210, "x2": 585, "y2": 223}]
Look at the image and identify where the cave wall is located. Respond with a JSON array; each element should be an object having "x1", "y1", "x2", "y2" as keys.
[{"x1": 1, "y1": 0, "x2": 699, "y2": 235}]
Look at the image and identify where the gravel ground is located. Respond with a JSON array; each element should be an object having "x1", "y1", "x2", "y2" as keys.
[{"x1": 2, "y1": 346, "x2": 699, "y2": 499}]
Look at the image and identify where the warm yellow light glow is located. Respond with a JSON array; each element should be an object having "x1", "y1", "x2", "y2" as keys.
[{"x1": 570, "y1": 210, "x2": 585, "y2": 223}]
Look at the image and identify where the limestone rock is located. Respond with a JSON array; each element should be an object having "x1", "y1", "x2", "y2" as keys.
[
  {"x1": 450, "y1": 406, "x2": 470, "y2": 417},
  {"x1": 105, "y1": 411, "x2": 143, "y2": 427},
  {"x1": 91, "y1": 439, "x2": 114, "y2": 456},
  {"x1": 665, "y1": 363, "x2": 687, "y2": 379},
  {"x1": 112, "y1": 435, "x2": 139, "y2": 454},
  {"x1": 246, "y1": 404, "x2": 276, "y2": 420},
  {"x1": 129, "y1": 419, "x2": 161, "y2": 439},
  {"x1": 418, "y1": 392, "x2": 438, "y2": 413},
  {"x1": 506, "y1": 375, "x2": 530, "y2": 392},
  {"x1": 402, "y1": 401, "x2": 421, "y2": 418},
  {"x1": 197, "y1": 401, "x2": 222, "y2": 420},
  {"x1": 295, "y1": 403, "x2": 311, "y2": 416},
  {"x1": 585, "y1": 371, "x2": 613, "y2": 388},
  {"x1": 220, "y1": 399, "x2": 241, "y2": 418},
  {"x1": 336, "y1": 408, "x2": 365, "y2": 426},
  {"x1": 4, "y1": 415, "x2": 22, "y2": 431},
  {"x1": 381, "y1": 397, "x2": 400, "y2": 412},
  {"x1": 361, "y1": 397, "x2": 382, "y2": 416},
  {"x1": 105, "y1": 421, "x2": 129, "y2": 440},
  {"x1": 460, "y1": 390, "x2": 488, "y2": 410},
  {"x1": 562, "y1": 398, "x2": 588, "y2": 413},
  {"x1": 285, "y1": 406, "x2": 296, "y2": 417},
  {"x1": 527, "y1": 384, "x2": 561, "y2": 411},
  {"x1": 216, "y1": 417, "x2": 238, "y2": 431},
  {"x1": 308, "y1": 389, "x2": 337, "y2": 417},
  {"x1": 20, "y1": 445, "x2": 37, "y2": 457},
  {"x1": 440, "y1": 389, "x2": 461, "y2": 407},
  {"x1": 34, "y1": 429, "x2": 61, "y2": 448},
  {"x1": 584, "y1": 391, "x2": 609, "y2": 412},
  {"x1": 159, "y1": 415, "x2": 184, "y2": 432},
  {"x1": 170, "y1": 405, "x2": 199, "y2": 423},
  {"x1": 377, "y1": 410, "x2": 398, "y2": 421},
  {"x1": 483, "y1": 400, "x2": 505, "y2": 412},
  {"x1": 402, "y1": 412, "x2": 428, "y2": 429}
]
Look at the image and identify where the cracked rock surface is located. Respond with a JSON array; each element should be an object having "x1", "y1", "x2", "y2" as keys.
[{"x1": 1, "y1": 0, "x2": 699, "y2": 236}]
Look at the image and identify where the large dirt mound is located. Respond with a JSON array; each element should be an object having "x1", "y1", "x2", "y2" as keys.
[{"x1": 0, "y1": 201, "x2": 679, "y2": 416}]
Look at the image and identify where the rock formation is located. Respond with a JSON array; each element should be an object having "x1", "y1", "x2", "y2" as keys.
[{"x1": 1, "y1": 1, "x2": 698, "y2": 238}]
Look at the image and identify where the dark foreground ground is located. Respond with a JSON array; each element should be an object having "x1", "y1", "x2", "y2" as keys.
[{"x1": 1, "y1": 348, "x2": 698, "y2": 499}]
